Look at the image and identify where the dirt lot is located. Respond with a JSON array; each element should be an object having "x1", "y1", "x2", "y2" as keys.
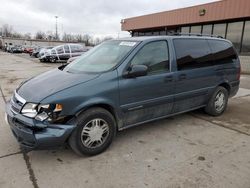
[{"x1": 0, "y1": 52, "x2": 250, "y2": 188}]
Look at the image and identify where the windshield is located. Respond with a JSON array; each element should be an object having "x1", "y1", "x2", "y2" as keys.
[{"x1": 64, "y1": 40, "x2": 138, "y2": 73}]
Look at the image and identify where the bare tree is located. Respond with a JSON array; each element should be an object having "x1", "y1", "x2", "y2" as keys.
[
  {"x1": 12, "y1": 32, "x2": 23, "y2": 38},
  {"x1": 24, "y1": 33, "x2": 31, "y2": 39},
  {"x1": 94, "y1": 37, "x2": 101, "y2": 45},
  {"x1": 2, "y1": 24, "x2": 13, "y2": 37},
  {"x1": 62, "y1": 33, "x2": 76, "y2": 42},
  {"x1": 35, "y1": 31, "x2": 46, "y2": 40},
  {"x1": 103, "y1": 36, "x2": 114, "y2": 42},
  {"x1": 83, "y1": 34, "x2": 91, "y2": 46},
  {"x1": 75, "y1": 34, "x2": 83, "y2": 42}
]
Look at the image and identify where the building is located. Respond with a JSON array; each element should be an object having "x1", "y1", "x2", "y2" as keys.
[
  {"x1": 0, "y1": 37, "x2": 85, "y2": 49},
  {"x1": 121, "y1": 0, "x2": 250, "y2": 55}
]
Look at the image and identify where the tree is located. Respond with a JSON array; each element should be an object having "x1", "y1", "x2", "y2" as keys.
[
  {"x1": 62, "y1": 33, "x2": 76, "y2": 42},
  {"x1": 75, "y1": 34, "x2": 83, "y2": 42},
  {"x1": 103, "y1": 36, "x2": 113, "y2": 41},
  {"x1": 24, "y1": 33, "x2": 31, "y2": 39},
  {"x1": 83, "y1": 34, "x2": 91, "y2": 46},
  {"x1": 2, "y1": 24, "x2": 13, "y2": 37},
  {"x1": 12, "y1": 32, "x2": 22, "y2": 38},
  {"x1": 35, "y1": 31, "x2": 46, "y2": 40},
  {"x1": 94, "y1": 37, "x2": 101, "y2": 45}
]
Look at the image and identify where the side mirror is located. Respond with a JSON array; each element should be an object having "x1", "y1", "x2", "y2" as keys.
[{"x1": 124, "y1": 64, "x2": 148, "y2": 78}]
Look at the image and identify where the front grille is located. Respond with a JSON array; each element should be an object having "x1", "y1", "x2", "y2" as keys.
[{"x1": 10, "y1": 91, "x2": 25, "y2": 114}]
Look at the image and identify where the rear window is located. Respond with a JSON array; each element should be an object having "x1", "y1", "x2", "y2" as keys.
[
  {"x1": 207, "y1": 40, "x2": 237, "y2": 64},
  {"x1": 173, "y1": 38, "x2": 213, "y2": 70},
  {"x1": 70, "y1": 45, "x2": 84, "y2": 53}
]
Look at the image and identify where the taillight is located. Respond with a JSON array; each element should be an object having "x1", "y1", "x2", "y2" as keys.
[{"x1": 237, "y1": 65, "x2": 241, "y2": 81}]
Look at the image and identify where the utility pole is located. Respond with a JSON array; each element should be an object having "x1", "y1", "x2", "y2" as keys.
[{"x1": 55, "y1": 16, "x2": 58, "y2": 40}]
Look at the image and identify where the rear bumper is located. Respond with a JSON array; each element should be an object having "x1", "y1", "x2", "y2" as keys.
[
  {"x1": 230, "y1": 80, "x2": 240, "y2": 97},
  {"x1": 5, "y1": 101, "x2": 76, "y2": 151}
]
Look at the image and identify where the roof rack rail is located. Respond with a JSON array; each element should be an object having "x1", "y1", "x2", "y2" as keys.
[{"x1": 168, "y1": 32, "x2": 224, "y2": 39}]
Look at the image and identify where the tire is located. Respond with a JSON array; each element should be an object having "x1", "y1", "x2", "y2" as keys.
[
  {"x1": 50, "y1": 57, "x2": 57, "y2": 63},
  {"x1": 69, "y1": 107, "x2": 116, "y2": 156},
  {"x1": 205, "y1": 86, "x2": 229, "y2": 116}
]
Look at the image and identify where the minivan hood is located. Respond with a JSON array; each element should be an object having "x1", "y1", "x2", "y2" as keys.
[{"x1": 17, "y1": 68, "x2": 100, "y2": 103}]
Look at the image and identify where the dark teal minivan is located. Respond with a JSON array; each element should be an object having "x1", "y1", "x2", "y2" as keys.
[{"x1": 5, "y1": 36, "x2": 240, "y2": 155}]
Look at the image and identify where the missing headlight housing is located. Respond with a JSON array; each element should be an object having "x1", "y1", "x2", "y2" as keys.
[{"x1": 21, "y1": 103, "x2": 63, "y2": 122}]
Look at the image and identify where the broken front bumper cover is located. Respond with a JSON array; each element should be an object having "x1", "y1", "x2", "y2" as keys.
[{"x1": 5, "y1": 101, "x2": 76, "y2": 151}]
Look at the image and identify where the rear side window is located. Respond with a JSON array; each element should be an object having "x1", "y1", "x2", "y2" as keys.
[
  {"x1": 51, "y1": 49, "x2": 56, "y2": 54},
  {"x1": 173, "y1": 39, "x2": 213, "y2": 70},
  {"x1": 56, "y1": 46, "x2": 64, "y2": 54},
  {"x1": 70, "y1": 45, "x2": 84, "y2": 53},
  {"x1": 207, "y1": 40, "x2": 237, "y2": 64},
  {"x1": 130, "y1": 41, "x2": 169, "y2": 74},
  {"x1": 64, "y1": 45, "x2": 70, "y2": 53}
]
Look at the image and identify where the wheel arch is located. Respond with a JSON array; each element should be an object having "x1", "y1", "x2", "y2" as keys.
[
  {"x1": 218, "y1": 82, "x2": 231, "y2": 94},
  {"x1": 75, "y1": 102, "x2": 122, "y2": 131}
]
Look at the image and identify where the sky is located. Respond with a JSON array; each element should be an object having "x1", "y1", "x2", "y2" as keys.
[{"x1": 0, "y1": 0, "x2": 218, "y2": 39}]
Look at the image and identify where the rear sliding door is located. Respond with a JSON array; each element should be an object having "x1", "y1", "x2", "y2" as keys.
[{"x1": 172, "y1": 38, "x2": 216, "y2": 113}]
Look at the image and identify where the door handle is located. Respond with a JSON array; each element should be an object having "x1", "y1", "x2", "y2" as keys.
[
  {"x1": 178, "y1": 74, "x2": 186, "y2": 80},
  {"x1": 164, "y1": 75, "x2": 173, "y2": 82}
]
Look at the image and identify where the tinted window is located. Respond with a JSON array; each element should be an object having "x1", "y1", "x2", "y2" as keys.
[
  {"x1": 208, "y1": 40, "x2": 237, "y2": 64},
  {"x1": 64, "y1": 45, "x2": 70, "y2": 53},
  {"x1": 70, "y1": 44, "x2": 84, "y2": 53},
  {"x1": 56, "y1": 46, "x2": 64, "y2": 54},
  {"x1": 130, "y1": 41, "x2": 169, "y2": 74},
  {"x1": 174, "y1": 39, "x2": 213, "y2": 70}
]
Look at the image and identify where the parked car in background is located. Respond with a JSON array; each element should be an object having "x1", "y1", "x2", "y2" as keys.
[
  {"x1": 67, "y1": 56, "x2": 81, "y2": 63},
  {"x1": 23, "y1": 46, "x2": 34, "y2": 54},
  {"x1": 40, "y1": 44, "x2": 87, "y2": 63},
  {"x1": 10, "y1": 45, "x2": 23, "y2": 53},
  {"x1": 66, "y1": 48, "x2": 91, "y2": 63},
  {"x1": 30, "y1": 47, "x2": 43, "y2": 58},
  {"x1": 5, "y1": 36, "x2": 240, "y2": 156},
  {"x1": 37, "y1": 47, "x2": 53, "y2": 58},
  {"x1": 6, "y1": 43, "x2": 14, "y2": 52},
  {"x1": 39, "y1": 49, "x2": 52, "y2": 62}
]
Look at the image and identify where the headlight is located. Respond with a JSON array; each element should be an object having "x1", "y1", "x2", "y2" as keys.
[
  {"x1": 21, "y1": 103, "x2": 63, "y2": 121},
  {"x1": 21, "y1": 103, "x2": 38, "y2": 118}
]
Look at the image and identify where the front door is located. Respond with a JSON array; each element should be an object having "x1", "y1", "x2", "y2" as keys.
[{"x1": 118, "y1": 40, "x2": 175, "y2": 126}]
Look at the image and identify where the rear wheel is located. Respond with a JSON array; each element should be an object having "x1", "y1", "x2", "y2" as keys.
[
  {"x1": 69, "y1": 107, "x2": 116, "y2": 156},
  {"x1": 50, "y1": 57, "x2": 57, "y2": 63},
  {"x1": 205, "y1": 86, "x2": 229, "y2": 116}
]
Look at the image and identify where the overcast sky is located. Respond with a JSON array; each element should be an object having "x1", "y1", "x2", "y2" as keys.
[{"x1": 0, "y1": 0, "x2": 217, "y2": 38}]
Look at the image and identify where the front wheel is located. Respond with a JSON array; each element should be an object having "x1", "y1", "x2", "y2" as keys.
[
  {"x1": 50, "y1": 57, "x2": 57, "y2": 63},
  {"x1": 69, "y1": 107, "x2": 116, "y2": 156},
  {"x1": 205, "y1": 86, "x2": 229, "y2": 116}
]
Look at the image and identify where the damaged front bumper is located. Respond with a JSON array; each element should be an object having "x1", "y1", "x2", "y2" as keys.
[{"x1": 5, "y1": 101, "x2": 76, "y2": 151}]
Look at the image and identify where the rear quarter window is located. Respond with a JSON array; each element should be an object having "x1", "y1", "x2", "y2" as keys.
[
  {"x1": 207, "y1": 40, "x2": 237, "y2": 64},
  {"x1": 70, "y1": 45, "x2": 84, "y2": 53}
]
